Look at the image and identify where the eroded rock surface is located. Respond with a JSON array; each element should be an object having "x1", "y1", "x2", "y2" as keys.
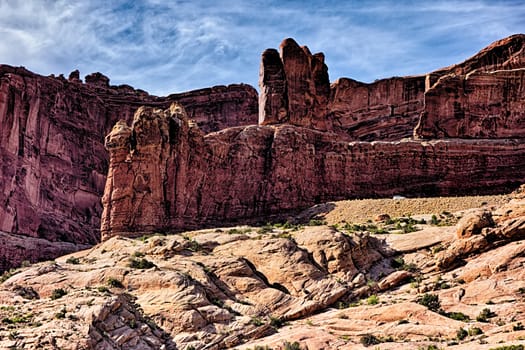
[
  {"x1": 260, "y1": 34, "x2": 525, "y2": 141},
  {"x1": 0, "y1": 65, "x2": 257, "y2": 269},
  {"x1": 4, "y1": 33, "x2": 525, "y2": 270},
  {"x1": 3, "y1": 192, "x2": 525, "y2": 349},
  {"x1": 102, "y1": 104, "x2": 525, "y2": 239},
  {"x1": 0, "y1": 225, "x2": 388, "y2": 349}
]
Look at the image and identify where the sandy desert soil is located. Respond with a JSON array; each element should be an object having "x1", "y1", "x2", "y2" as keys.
[{"x1": 300, "y1": 195, "x2": 510, "y2": 224}]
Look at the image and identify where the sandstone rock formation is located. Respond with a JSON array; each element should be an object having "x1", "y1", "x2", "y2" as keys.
[
  {"x1": 3, "y1": 194, "x2": 525, "y2": 349},
  {"x1": 102, "y1": 103, "x2": 525, "y2": 239},
  {"x1": 4, "y1": 33, "x2": 525, "y2": 269},
  {"x1": 416, "y1": 69, "x2": 525, "y2": 139},
  {"x1": 0, "y1": 224, "x2": 389, "y2": 349},
  {"x1": 436, "y1": 186, "x2": 525, "y2": 270},
  {"x1": 259, "y1": 34, "x2": 525, "y2": 141},
  {"x1": 0, "y1": 65, "x2": 257, "y2": 269},
  {"x1": 259, "y1": 38, "x2": 425, "y2": 140}
]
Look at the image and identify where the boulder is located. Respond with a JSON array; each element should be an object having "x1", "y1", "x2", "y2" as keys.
[{"x1": 456, "y1": 209, "x2": 494, "y2": 239}]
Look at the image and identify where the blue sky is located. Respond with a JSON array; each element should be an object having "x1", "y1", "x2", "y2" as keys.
[{"x1": 0, "y1": 0, "x2": 523, "y2": 96}]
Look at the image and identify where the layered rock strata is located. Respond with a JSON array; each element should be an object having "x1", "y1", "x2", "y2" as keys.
[
  {"x1": 259, "y1": 37, "x2": 427, "y2": 140},
  {"x1": 0, "y1": 65, "x2": 257, "y2": 268},
  {"x1": 101, "y1": 103, "x2": 525, "y2": 240},
  {"x1": 260, "y1": 35, "x2": 525, "y2": 141},
  {"x1": 3, "y1": 33, "x2": 525, "y2": 268}
]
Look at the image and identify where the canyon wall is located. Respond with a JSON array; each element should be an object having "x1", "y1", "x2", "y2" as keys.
[
  {"x1": 0, "y1": 66, "x2": 257, "y2": 269},
  {"x1": 102, "y1": 34, "x2": 525, "y2": 239},
  {"x1": 260, "y1": 34, "x2": 525, "y2": 141},
  {"x1": 3, "y1": 33, "x2": 525, "y2": 265},
  {"x1": 258, "y1": 38, "x2": 427, "y2": 140},
  {"x1": 101, "y1": 103, "x2": 525, "y2": 240}
]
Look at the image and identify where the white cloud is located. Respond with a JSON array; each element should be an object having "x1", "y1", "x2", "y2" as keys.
[{"x1": 0, "y1": 0, "x2": 523, "y2": 95}]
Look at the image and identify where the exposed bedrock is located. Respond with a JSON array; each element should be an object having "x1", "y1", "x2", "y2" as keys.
[
  {"x1": 0, "y1": 65, "x2": 257, "y2": 268},
  {"x1": 101, "y1": 104, "x2": 525, "y2": 240},
  {"x1": 260, "y1": 34, "x2": 525, "y2": 141},
  {"x1": 3, "y1": 33, "x2": 525, "y2": 266}
]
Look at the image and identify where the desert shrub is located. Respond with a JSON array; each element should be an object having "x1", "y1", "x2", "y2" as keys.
[
  {"x1": 513, "y1": 322, "x2": 524, "y2": 331},
  {"x1": 107, "y1": 277, "x2": 124, "y2": 288},
  {"x1": 187, "y1": 239, "x2": 202, "y2": 252},
  {"x1": 446, "y1": 312, "x2": 470, "y2": 321},
  {"x1": 257, "y1": 225, "x2": 274, "y2": 234},
  {"x1": 476, "y1": 308, "x2": 497, "y2": 322},
  {"x1": 250, "y1": 316, "x2": 264, "y2": 326},
  {"x1": 0, "y1": 268, "x2": 21, "y2": 283},
  {"x1": 269, "y1": 315, "x2": 284, "y2": 328},
  {"x1": 132, "y1": 251, "x2": 145, "y2": 257},
  {"x1": 392, "y1": 257, "x2": 419, "y2": 272},
  {"x1": 367, "y1": 295, "x2": 379, "y2": 305},
  {"x1": 55, "y1": 306, "x2": 67, "y2": 319},
  {"x1": 391, "y1": 257, "x2": 405, "y2": 269},
  {"x1": 2, "y1": 313, "x2": 32, "y2": 324},
  {"x1": 436, "y1": 281, "x2": 451, "y2": 289},
  {"x1": 417, "y1": 293, "x2": 441, "y2": 312},
  {"x1": 431, "y1": 244, "x2": 445, "y2": 254},
  {"x1": 468, "y1": 327, "x2": 483, "y2": 336},
  {"x1": 66, "y1": 257, "x2": 80, "y2": 264},
  {"x1": 360, "y1": 334, "x2": 380, "y2": 346},
  {"x1": 252, "y1": 346, "x2": 272, "y2": 350},
  {"x1": 50, "y1": 288, "x2": 67, "y2": 300},
  {"x1": 283, "y1": 342, "x2": 302, "y2": 350},
  {"x1": 307, "y1": 219, "x2": 326, "y2": 226},
  {"x1": 274, "y1": 232, "x2": 293, "y2": 240},
  {"x1": 418, "y1": 346, "x2": 440, "y2": 350},
  {"x1": 456, "y1": 328, "x2": 468, "y2": 340},
  {"x1": 97, "y1": 286, "x2": 110, "y2": 293},
  {"x1": 489, "y1": 346, "x2": 524, "y2": 350},
  {"x1": 128, "y1": 258, "x2": 156, "y2": 269}
]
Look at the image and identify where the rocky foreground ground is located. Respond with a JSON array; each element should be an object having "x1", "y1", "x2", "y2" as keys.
[{"x1": 0, "y1": 191, "x2": 524, "y2": 350}]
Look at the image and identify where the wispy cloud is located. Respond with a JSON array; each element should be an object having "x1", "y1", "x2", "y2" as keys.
[{"x1": 0, "y1": 0, "x2": 523, "y2": 95}]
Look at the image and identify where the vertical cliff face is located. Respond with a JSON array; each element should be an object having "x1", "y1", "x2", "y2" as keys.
[
  {"x1": 0, "y1": 66, "x2": 258, "y2": 269},
  {"x1": 329, "y1": 76, "x2": 426, "y2": 140},
  {"x1": 258, "y1": 38, "x2": 426, "y2": 140},
  {"x1": 259, "y1": 35, "x2": 525, "y2": 142},
  {"x1": 259, "y1": 38, "x2": 330, "y2": 130},
  {"x1": 101, "y1": 104, "x2": 525, "y2": 239},
  {"x1": 415, "y1": 69, "x2": 525, "y2": 139},
  {"x1": 0, "y1": 67, "x2": 115, "y2": 247},
  {"x1": 102, "y1": 104, "x2": 203, "y2": 240}
]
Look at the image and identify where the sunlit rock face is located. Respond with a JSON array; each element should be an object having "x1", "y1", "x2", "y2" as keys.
[
  {"x1": 0, "y1": 65, "x2": 257, "y2": 270},
  {"x1": 101, "y1": 103, "x2": 525, "y2": 240},
  {"x1": 260, "y1": 34, "x2": 525, "y2": 141},
  {"x1": 3, "y1": 34, "x2": 525, "y2": 269}
]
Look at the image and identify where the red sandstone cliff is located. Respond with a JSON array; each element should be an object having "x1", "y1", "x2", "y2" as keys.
[
  {"x1": 415, "y1": 34, "x2": 525, "y2": 139},
  {"x1": 259, "y1": 38, "x2": 426, "y2": 140},
  {"x1": 260, "y1": 35, "x2": 525, "y2": 141},
  {"x1": 101, "y1": 103, "x2": 525, "y2": 240},
  {"x1": 3, "y1": 34, "x2": 525, "y2": 267},
  {"x1": 0, "y1": 66, "x2": 257, "y2": 269}
]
